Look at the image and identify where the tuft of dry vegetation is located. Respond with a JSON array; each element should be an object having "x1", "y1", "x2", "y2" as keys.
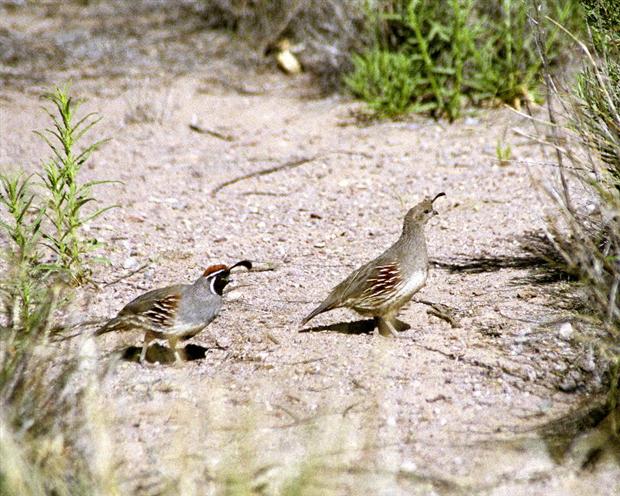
[
  {"x1": 535, "y1": 0, "x2": 620, "y2": 416},
  {"x1": 0, "y1": 288, "x2": 119, "y2": 496}
]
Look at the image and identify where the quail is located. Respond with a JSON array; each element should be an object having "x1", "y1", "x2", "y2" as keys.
[
  {"x1": 97, "y1": 260, "x2": 252, "y2": 363},
  {"x1": 301, "y1": 193, "x2": 445, "y2": 336}
]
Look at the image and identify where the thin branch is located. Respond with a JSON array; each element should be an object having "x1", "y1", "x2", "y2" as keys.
[
  {"x1": 210, "y1": 150, "x2": 376, "y2": 197},
  {"x1": 415, "y1": 299, "x2": 461, "y2": 328},
  {"x1": 505, "y1": 105, "x2": 561, "y2": 127},
  {"x1": 531, "y1": 9, "x2": 573, "y2": 212},
  {"x1": 511, "y1": 127, "x2": 569, "y2": 154},
  {"x1": 188, "y1": 123, "x2": 235, "y2": 141}
]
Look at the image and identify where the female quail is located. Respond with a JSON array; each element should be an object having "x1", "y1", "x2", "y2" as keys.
[
  {"x1": 97, "y1": 260, "x2": 252, "y2": 362},
  {"x1": 301, "y1": 194, "x2": 445, "y2": 336}
]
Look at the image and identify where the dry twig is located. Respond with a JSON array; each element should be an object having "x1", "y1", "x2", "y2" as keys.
[
  {"x1": 188, "y1": 122, "x2": 235, "y2": 141},
  {"x1": 211, "y1": 155, "x2": 322, "y2": 197}
]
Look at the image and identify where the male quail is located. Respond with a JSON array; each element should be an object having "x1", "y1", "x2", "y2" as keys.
[
  {"x1": 301, "y1": 194, "x2": 445, "y2": 336},
  {"x1": 97, "y1": 260, "x2": 252, "y2": 362}
]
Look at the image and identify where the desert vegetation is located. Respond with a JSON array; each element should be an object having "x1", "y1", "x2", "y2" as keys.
[
  {"x1": 541, "y1": 0, "x2": 620, "y2": 417},
  {"x1": 1, "y1": 0, "x2": 619, "y2": 494}
]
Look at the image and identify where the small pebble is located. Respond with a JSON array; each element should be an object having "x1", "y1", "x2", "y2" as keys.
[
  {"x1": 123, "y1": 257, "x2": 139, "y2": 270},
  {"x1": 558, "y1": 322, "x2": 573, "y2": 340}
]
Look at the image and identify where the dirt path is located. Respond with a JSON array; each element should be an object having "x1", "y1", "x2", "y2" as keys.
[{"x1": 1, "y1": 3, "x2": 618, "y2": 495}]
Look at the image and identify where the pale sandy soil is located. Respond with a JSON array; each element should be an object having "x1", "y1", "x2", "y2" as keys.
[{"x1": 1, "y1": 2, "x2": 618, "y2": 495}]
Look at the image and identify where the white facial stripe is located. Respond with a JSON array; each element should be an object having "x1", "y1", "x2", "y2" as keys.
[{"x1": 208, "y1": 269, "x2": 226, "y2": 277}]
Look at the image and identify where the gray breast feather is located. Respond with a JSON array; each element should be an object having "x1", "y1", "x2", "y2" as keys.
[{"x1": 176, "y1": 289, "x2": 222, "y2": 327}]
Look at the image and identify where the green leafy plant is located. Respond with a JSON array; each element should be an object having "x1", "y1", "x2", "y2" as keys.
[
  {"x1": 347, "y1": 0, "x2": 475, "y2": 120},
  {"x1": 36, "y1": 86, "x2": 114, "y2": 284},
  {"x1": 345, "y1": 49, "x2": 419, "y2": 118},
  {"x1": 1, "y1": 85, "x2": 114, "y2": 337},
  {"x1": 346, "y1": 0, "x2": 582, "y2": 119},
  {"x1": 0, "y1": 174, "x2": 45, "y2": 330},
  {"x1": 401, "y1": 0, "x2": 472, "y2": 120},
  {"x1": 0, "y1": 88, "x2": 119, "y2": 492}
]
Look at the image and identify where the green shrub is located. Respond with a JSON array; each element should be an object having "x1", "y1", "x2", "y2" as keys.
[
  {"x1": 573, "y1": 0, "x2": 620, "y2": 186},
  {"x1": 0, "y1": 87, "x2": 119, "y2": 495},
  {"x1": 347, "y1": 0, "x2": 472, "y2": 120},
  {"x1": 1, "y1": 86, "x2": 115, "y2": 288},
  {"x1": 346, "y1": 0, "x2": 582, "y2": 119},
  {"x1": 345, "y1": 49, "x2": 419, "y2": 117},
  {"x1": 37, "y1": 87, "x2": 114, "y2": 284}
]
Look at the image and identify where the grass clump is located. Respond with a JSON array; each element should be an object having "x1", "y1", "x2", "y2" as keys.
[
  {"x1": 536, "y1": 0, "x2": 620, "y2": 417},
  {"x1": 570, "y1": 0, "x2": 620, "y2": 414},
  {"x1": 0, "y1": 277, "x2": 119, "y2": 496},
  {"x1": 346, "y1": 49, "x2": 419, "y2": 117},
  {"x1": 345, "y1": 0, "x2": 581, "y2": 120},
  {"x1": 573, "y1": 1, "x2": 620, "y2": 187},
  {"x1": 346, "y1": 0, "x2": 474, "y2": 120}
]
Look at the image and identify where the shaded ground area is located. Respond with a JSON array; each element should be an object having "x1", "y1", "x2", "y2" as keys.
[{"x1": 1, "y1": 2, "x2": 618, "y2": 494}]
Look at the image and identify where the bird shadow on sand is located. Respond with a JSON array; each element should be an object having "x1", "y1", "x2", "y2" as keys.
[
  {"x1": 121, "y1": 343, "x2": 215, "y2": 364},
  {"x1": 299, "y1": 318, "x2": 411, "y2": 335}
]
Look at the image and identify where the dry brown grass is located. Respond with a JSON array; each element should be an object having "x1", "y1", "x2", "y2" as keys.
[{"x1": 533, "y1": 5, "x2": 620, "y2": 415}]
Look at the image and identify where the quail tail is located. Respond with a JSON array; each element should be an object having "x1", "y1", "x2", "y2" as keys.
[
  {"x1": 95, "y1": 317, "x2": 125, "y2": 336},
  {"x1": 301, "y1": 300, "x2": 333, "y2": 326}
]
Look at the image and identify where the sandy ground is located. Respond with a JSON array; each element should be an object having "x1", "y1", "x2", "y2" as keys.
[{"x1": 1, "y1": 2, "x2": 619, "y2": 495}]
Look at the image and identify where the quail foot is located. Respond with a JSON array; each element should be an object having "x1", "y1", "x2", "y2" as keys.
[
  {"x1": 301, "y1": 193, "x2": 445, "y2": 337},
  {"x1": 97, "y1": 260, "x2": 252, "y2": 363}
]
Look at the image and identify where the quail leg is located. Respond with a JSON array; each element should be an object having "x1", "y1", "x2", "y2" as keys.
[
  {"x1": 140, "y1": 331, "x2": 156, "y2": 363},
  {"x1": 167, "y1": 336, "x2": 183, "y2": 364},
  {"x1": 376, "y1": 317, "x2": 399, "y2": 338}
]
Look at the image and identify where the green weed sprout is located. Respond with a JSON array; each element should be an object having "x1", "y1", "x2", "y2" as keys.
[
  {"x1": 36, "y1": 86, "x2": 115, "y2": 284},
  {"x1": 495, "y1": 140, "x2": 512, "y2": 166},
  {"x1": 0, "y1": 174, "x2": 45, "y2": 329}
]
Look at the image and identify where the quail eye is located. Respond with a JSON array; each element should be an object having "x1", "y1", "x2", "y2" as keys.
[{"x1": 424, "y1": 209, "x2": 431, "y2": 214}]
